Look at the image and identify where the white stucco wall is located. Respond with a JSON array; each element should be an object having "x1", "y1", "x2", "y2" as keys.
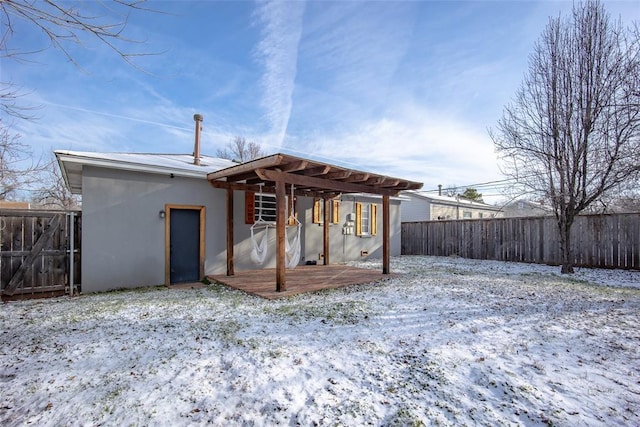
[
  {"x1": 302, "y1": 194, "x2": 403, "y2": 263},
  {"x1": 400, "y1": 197, "x2": 431, "y2": 222},
  {"x1": 81, "y1": 166, "x2": 228, "y2": 292},
  {"x1": 231, "y1": 193, "x2": 402, "y2": 268}
]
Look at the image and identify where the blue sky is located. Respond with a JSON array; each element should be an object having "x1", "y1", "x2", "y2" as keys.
[{"x1": 2, "y1": 0, "x2": 639, "y2": 200}]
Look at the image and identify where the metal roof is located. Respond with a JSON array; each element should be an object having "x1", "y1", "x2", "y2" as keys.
[
  {"x1": 403, "y1": 190, "x2": 502, "y2": 211},
  {"x1": 55, "y1": 150, "x2": 235, "y2": 194}
]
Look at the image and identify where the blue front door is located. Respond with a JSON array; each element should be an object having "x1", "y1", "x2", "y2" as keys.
[{"x1": 169, "y1": 209, "x2": 200, "y2": 283}]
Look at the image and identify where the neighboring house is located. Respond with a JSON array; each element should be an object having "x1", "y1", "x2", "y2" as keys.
[
  {"x1": 0, "y1": 201, "x2": 30, "y2": 209},
  {"x1": 56, "y1": 150, "x2": 421, "y2": 293},
  {"x1": 401, "y1": 191, "x2": 502, "y2": 222},
  {"x1": 582, "y1": 196, "x2": 640, "y2": 214},
  {"x1": 501, "y1": 199, "x2": 553, "y2": 217}
]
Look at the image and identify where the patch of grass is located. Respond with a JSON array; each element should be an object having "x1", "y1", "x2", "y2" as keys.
[
  {"x1": 204, "y1": 282, "x2": 252, "y2": 308},
  {"x1": 210, "y1": 319, "x2": 244, "y2": 346},
  {"x1": 385, "y1": 405, "x2": 426, "y2": 427},
  {"x1": 96, "y1": 285, "x2": 167, "y2": 295},
  {"x1": 270, "y1": 300, "x2": 373, "y2": 325}
]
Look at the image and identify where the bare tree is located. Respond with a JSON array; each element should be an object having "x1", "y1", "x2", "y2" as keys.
[
  {"x1": 444, "y1": 184, "x2": 458, "y2": 198},
  {"x1": 1, "y1": 1, "x2": 158, "y2": 202},
  {"x1": 0, "y1": 82, "x2": 36, "y2": 120},
  {"x1": 491, "y1": 0, "x2": 640, "y2": 273},
  {"x1": 0, "y1": 121, "x2": 47, "y2": 200},
  {"x1": 32, "y1": 158, "x2": 81, "y2": 210},
  {"x1": 1, "y1": 0, "x2": 156, "y2": 118},
  {"x1": 216, "y1": 136, "x2": 266, "y2": 163}
]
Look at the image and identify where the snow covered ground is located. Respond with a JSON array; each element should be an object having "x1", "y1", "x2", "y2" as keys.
[{"x1": 1, "y1": 256, "x2": 639, "y2": 426}]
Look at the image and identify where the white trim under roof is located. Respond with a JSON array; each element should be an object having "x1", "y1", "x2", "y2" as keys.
[{"x1": 55, "y1": 150, "x2": 235, "y2": 194}]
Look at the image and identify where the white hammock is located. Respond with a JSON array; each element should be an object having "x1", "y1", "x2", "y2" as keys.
[
  {"x1": 285, "y1": 221, "x2": 301, "y2": 268},
  {"x1": 249, "y1": 184, "x2": 302, "y2": 268},
  {"x1": 250, "y1": 223, "x2": 270, "y2": 265}
]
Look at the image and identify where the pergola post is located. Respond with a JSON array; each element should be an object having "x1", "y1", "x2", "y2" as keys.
[
  {"x1": 275, "y1": 179, "x2": 286, "y2": 291},
  {"x1": 383, "y1": 194, "x2": 390, "y2": 274},
  {"x1": 323, "y1": 197, "x2": 330, "y2": 265},
  {"x1": 226, "y1": 188, "x2": 234, "y2": 276}
]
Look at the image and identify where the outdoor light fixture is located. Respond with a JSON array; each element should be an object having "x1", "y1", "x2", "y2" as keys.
[{"x1": 159, "y1": 210, "x2": 166, "y2": 219}]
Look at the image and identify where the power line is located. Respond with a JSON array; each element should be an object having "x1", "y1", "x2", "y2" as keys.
[{"x1": 417, "y1": 178, "x2": 521, "y2": 194}]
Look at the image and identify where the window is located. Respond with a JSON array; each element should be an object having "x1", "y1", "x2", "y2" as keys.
[
  {"x1": 256, "y1": 193, "x2": 277, "y2": 222},
  {"x1": 478, "y1": 212, "x2": 484, "y2": 219},
  {"x1": 463, "y1": 211, "x2": 472, "y2": 219},
  {"x1": 355, "y1": 202, "x2": 377, "y2": 236},
  {"x1": 313, "y1": 198, "x2": 340, "y2": 224},
  {"x1": 245, "y1": 192, "x2": 296, "y2": 224}
]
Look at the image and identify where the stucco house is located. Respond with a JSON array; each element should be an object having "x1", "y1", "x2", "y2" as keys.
[
  {"x1": 56, "y1": 149, "x2": 422, "y2": 293},
  {"x1": 501, "y1": 199, "x2": 553, "y2": 217},
  {"x1": 0, "y1": 201, "x2": 30, "y2": 210},
  {"x1": 401, "y1": 191, "x2": 502, "y2": 222}
]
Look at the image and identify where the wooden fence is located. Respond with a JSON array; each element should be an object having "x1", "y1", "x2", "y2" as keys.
[
  {"x1": 401, "y1": 213, "x2": 640, "y2": 270},
  {"x1": 1, "y1": 210, "x2": 81, "y2": 300}
]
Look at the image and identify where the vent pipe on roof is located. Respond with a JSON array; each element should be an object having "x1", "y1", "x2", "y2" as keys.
[{"x1": 193, "y1": 113, "x2": 203, "y2": 166}]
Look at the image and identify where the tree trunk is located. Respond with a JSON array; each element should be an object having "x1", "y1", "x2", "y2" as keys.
[{"x1": 558, "y1": 215, "x2": 575, "y2": 274}]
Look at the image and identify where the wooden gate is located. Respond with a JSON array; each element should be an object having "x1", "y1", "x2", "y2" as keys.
[{"x1": 1, "y1": 210, "x2": 81, "y2": 300}]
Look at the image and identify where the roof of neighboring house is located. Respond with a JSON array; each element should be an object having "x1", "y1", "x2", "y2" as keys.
[
  {"x1": 0, "y1": 201, "x2": 30, "y2": 210},
  {"x1": 501, "y1": 199, "x2": 553, "y2": 216},
  {"x1": 55, "y1": 150, "x2": 236, "y2": 194},
  {"x1": 502, "y1": 199, "x2": 551, "y2": 210},
  {"x1": 403, "y1": 191, "x2": 502, "y2": 211}
]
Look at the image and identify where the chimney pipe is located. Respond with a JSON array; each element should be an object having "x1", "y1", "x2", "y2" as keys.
[
  {"x1": 438, "y1": 184, "x2": 442, "y2": 196},
  {"x1": 193, "y1": 113, "x2": 203, "y2": 166}
]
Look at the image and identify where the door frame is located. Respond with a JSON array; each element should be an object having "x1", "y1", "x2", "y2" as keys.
[{"x1": 164, "y1": 204, "x2": 206, "y2": 285}]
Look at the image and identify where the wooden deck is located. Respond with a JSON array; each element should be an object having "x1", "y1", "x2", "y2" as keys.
[{"x1": 209, "y1": 264, "x2": 392, "y2": 299}]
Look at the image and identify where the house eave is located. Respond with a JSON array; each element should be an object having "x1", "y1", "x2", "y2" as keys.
[{"x1": 55, "y1": 151, "x2": 214, "y2": 193}]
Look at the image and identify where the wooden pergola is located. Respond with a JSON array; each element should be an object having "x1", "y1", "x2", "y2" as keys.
[{"x1": 207, "y1": 153, "x2": 423, "y2": 292}]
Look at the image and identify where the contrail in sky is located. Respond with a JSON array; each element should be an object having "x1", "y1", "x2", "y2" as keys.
[
  {"x1": 254, "y1": 0, "x2": 306, "y2": 148},
  {"x1": 41, "y1": 101, "x2": 191, "y2": 132}
]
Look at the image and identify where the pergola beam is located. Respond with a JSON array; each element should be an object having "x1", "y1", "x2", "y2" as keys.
[
  {"x1": 325, "y1": 170, "x2": 352, "y2": 180},
  {"x1": 224, "y1": 170, "x2": 259, "y2": 183},
  {"x1": 301, "y1": 165, "x2": 332, "y2": 177},
  {"x1": 208, "y1": 154, "x2": 285, "y2": 181},
  {"x1": 344, "y1": 173, "x2": 370, "y2": 183},
  {"x1": 281, "y1": 160, "x2": 309, "y2": 173},
  {"x1": 255, "y1": 168, "x2": 400, "y2": 196},
  {"x1": 209, "y1": 180, "x2": 276, "y2": 193},
  {"x1": 209, "y1": 179, "x2": 340, "y2": 199}
]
